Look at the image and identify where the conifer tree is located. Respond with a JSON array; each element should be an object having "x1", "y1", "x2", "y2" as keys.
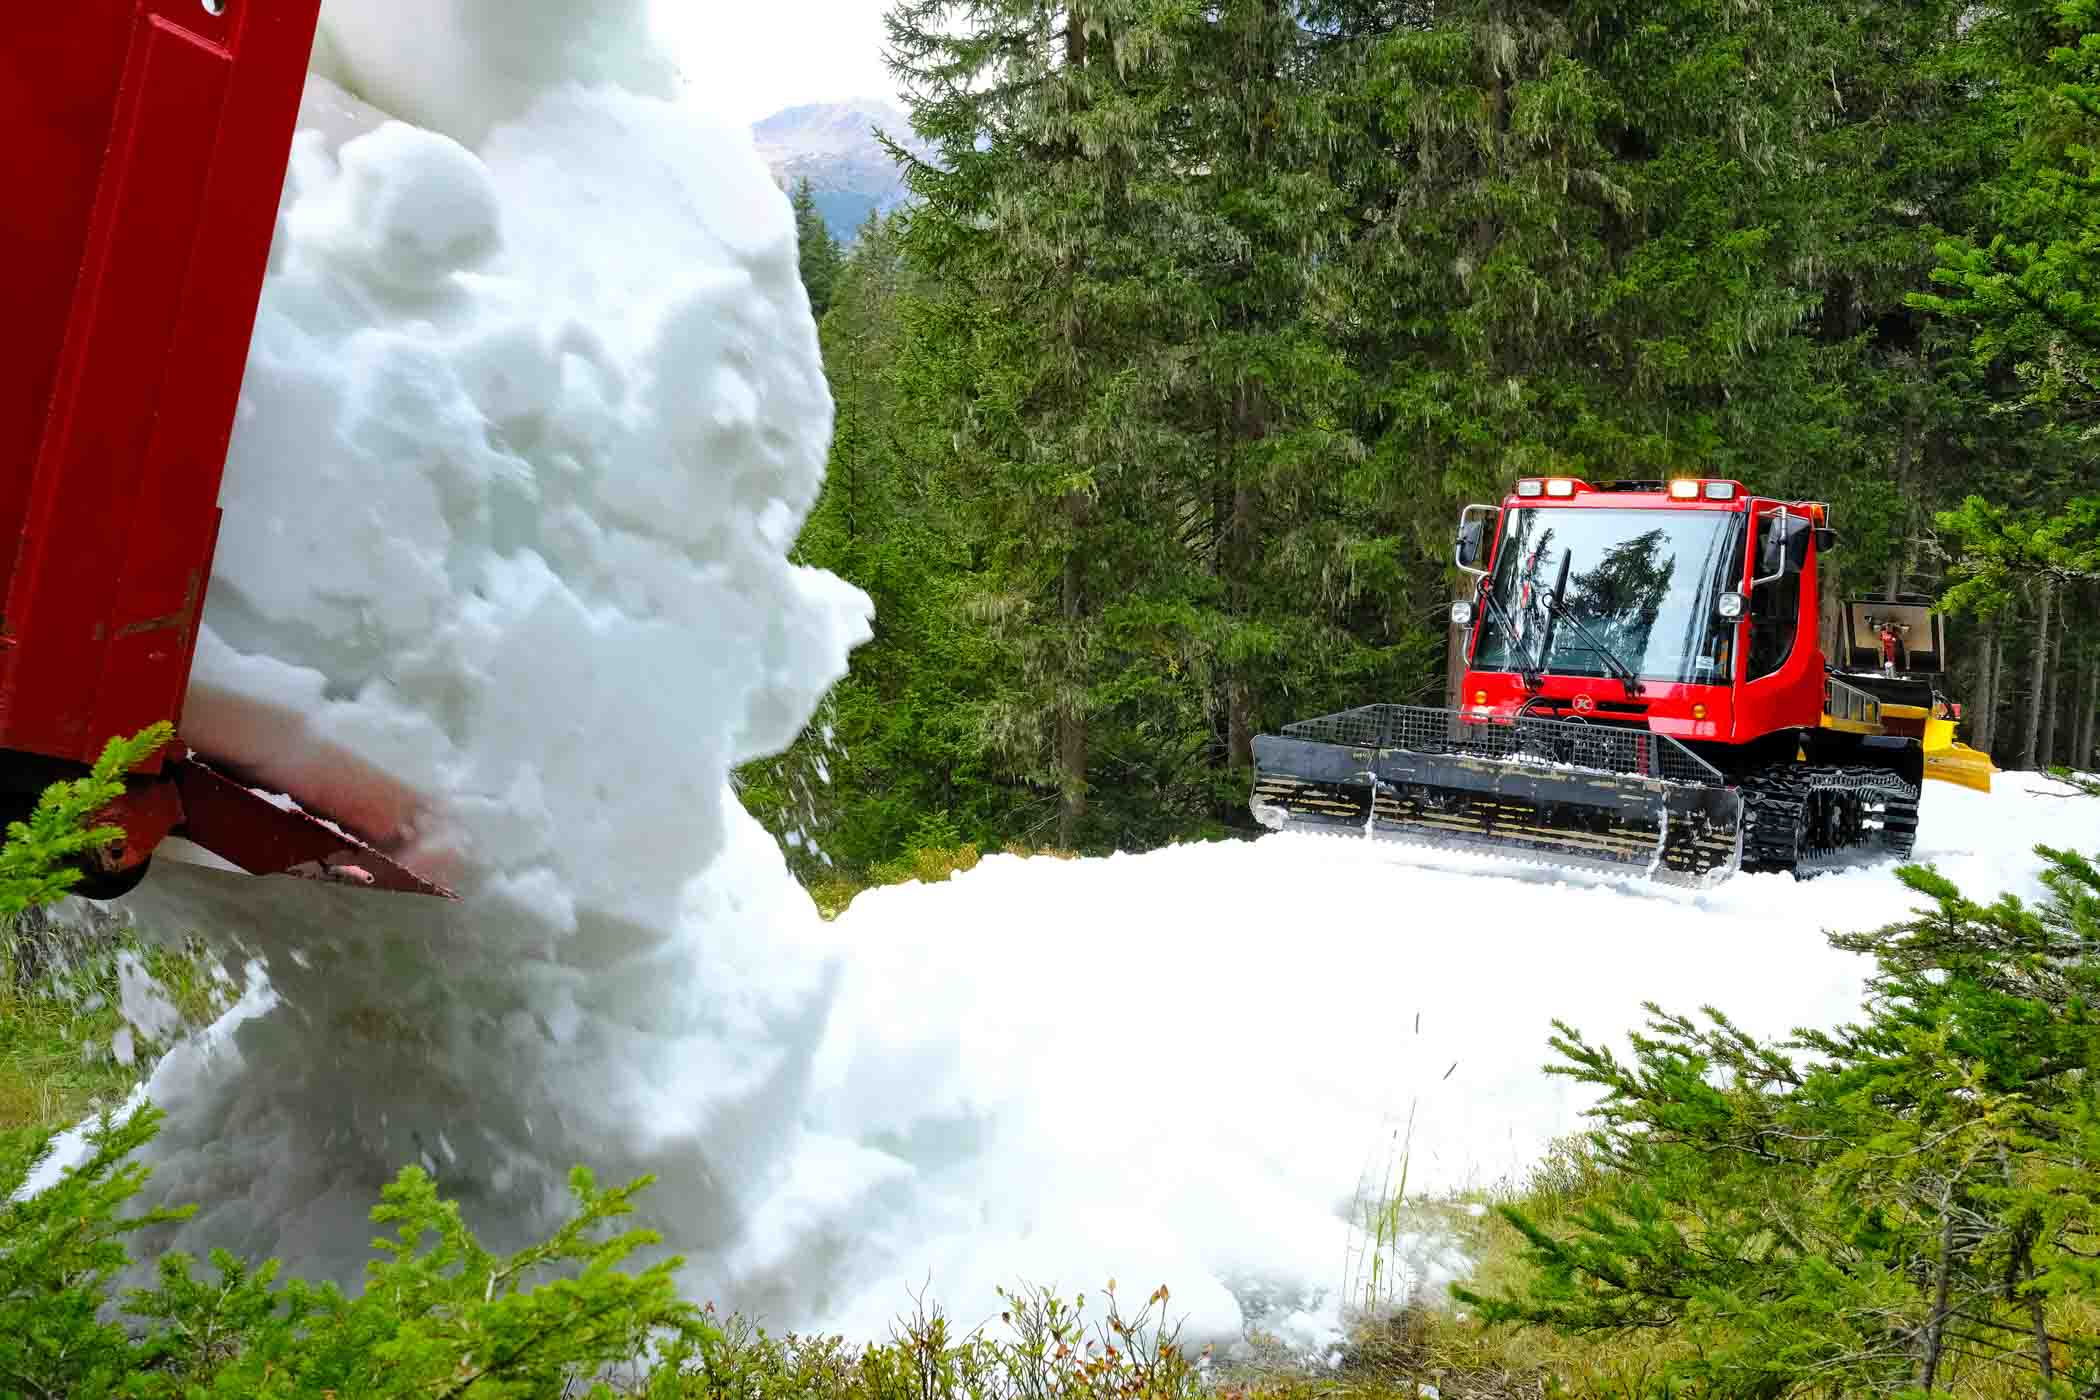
[
  {"x1": 884, "y1": 0, "x2": 1207, "y2": 847},
  {"x1": 790, "y1": 177, "x2": 843, "y2": 319},
  {"x1": 746, "y1": 0, "x2": 2097, "y2": 863},
  {"x1": 1912, "y1": 0, "x2": 2100, "y2": 760},
  {"x1": 1167, "y1": 3, "x2": 1389, "y2": 766}
]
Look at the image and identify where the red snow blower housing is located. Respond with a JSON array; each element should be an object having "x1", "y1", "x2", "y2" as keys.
[{"x1": 3, "y1": 0, "x2": 451, "y2": 898}]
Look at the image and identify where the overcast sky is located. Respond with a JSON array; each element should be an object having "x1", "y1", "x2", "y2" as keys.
[{"x1": 651, "y1": 1, "x2": 904, "y2": 126}]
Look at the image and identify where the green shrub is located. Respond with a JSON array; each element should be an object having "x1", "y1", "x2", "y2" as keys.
[
  {"x1": 0, "y1": 723, "x2": 170, "y2": 927},
  {"x1": 0, "y1": 1104, "x2": 181, "y2": 1396},
  {"x1": 1460, "y1": 845, "x2": 2100, "y2": 1397},
  {"x1": 0, "y1": 1103, "x2": 716, "y2": 1397},
  {"x1": 0, "y1": 726, "x2": 238, "y2": 1138},
  {"x1": 866, "y1": 813, "x2": 980, "y2": 889},
  {"x1": 127, "y1": 1160, "x2": 711, "y2": 1397}
]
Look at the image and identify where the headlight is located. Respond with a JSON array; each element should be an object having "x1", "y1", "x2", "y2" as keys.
[
  {"x1": 1717, "y1": 592, "x2": 1745, "y2": 619},
  {"x1": 1450, "y1": 600, "x2": 1475, "y2": 626}
]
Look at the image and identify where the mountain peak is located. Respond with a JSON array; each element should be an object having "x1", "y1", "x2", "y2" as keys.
[
  {"x1": 751, "y1": 98, "x2": 929, "y2": 242},
  {"x1": 753, "y1": 99, "x2": 913, "y2": 157},
  {"x1": 756, "y1": 97, "x2": 905, "y2": 123}
]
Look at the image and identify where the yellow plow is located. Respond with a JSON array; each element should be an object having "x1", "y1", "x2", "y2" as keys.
[{"x1": 1910, "y1": 711, "x2": 1995, "y2": 793}]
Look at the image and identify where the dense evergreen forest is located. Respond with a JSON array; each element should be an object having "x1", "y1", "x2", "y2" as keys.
[{"x1": 747, "y1": 0, "x2": 2100, "y2": 876}]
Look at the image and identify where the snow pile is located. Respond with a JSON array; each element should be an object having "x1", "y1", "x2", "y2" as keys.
[
  {"x1": 33, "y1": 0, "x2": 2100, "y2": 1360},
  {"x1": 307, "y1": 0, "x2": 677, "y2": 147},
  {"x1": 184, "y1": 68, "x2": 866, "y2": 917}
]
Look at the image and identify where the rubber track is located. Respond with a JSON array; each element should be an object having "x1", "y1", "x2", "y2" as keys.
[{"x1": 1739, "y1": 764, "x2": 1918, "y2": 878}]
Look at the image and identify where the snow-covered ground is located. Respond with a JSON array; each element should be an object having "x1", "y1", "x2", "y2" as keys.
[
  {"x1": 20, "y1": 0, "x2": 2100, "y2": 1362},
  {"x1": 42, "y1": 772, "x2": 2099, "y2": 1353},
  {"x1": 789, "y1": 771, "x2": 2100, "y2": 1344}
]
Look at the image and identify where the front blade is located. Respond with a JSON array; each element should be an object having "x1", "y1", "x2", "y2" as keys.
[{"x1": 1250, "y1": 706, "x2": 1743, "y2": 889}]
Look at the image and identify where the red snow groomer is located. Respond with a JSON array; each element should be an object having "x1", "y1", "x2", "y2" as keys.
[
  {"x1": 1251, "y1": 477, "x2": 1965, "y2": 886},
  {"x1": 3, "y1": 1, "x2": 450, "y2": 899}
]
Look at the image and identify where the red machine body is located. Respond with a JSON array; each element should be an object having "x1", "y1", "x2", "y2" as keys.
[
  {"x1": 3, "y1": 1, "x2": 449, "y2": 897},
  {"x1": 1455, "y1": 477, "x2": 1829, "y2": 750},
  {"x1": 1251, "y1": 474, "x2": 1922, "y2": 885}
]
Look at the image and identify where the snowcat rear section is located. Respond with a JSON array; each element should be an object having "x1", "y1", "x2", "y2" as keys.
[
  {"x1": 1833, "y1": 598, "x2": 1995, "y2": 794},
  {"x1": 1250, "y1": 704, "x2": 1743, "y2": 889}
]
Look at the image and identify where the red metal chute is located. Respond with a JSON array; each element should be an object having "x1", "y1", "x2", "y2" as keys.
[{"x1": 3, "y1": 1, "x2": 452, "y2": 898}]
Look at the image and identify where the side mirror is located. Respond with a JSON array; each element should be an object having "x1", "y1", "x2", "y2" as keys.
[
  {"x1": 1456, "y1": 520, "x2": 1485, "y2": 569},
  {"x1": 1813, "y1": 526, "x2": 1838, "y2": 553},
  {"x1": 1784, "y1": 517, "x2": 1811, "y2": 570}
]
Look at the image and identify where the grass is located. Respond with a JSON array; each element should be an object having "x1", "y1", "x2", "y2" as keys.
[
  {"x1": 806, "y1": 840, "x2": 1078, "y2": 919},
  {"x1": 0, "y1": 899, "x2": 232, "y2": 1138},
  {"x1": 1307, "y1": 1131, "x2": 1691, "y2": 1400}
]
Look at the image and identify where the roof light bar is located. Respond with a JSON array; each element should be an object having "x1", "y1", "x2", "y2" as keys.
[
  {"x1": 1516, "y1": 478, "x2": 1544, "y2": 498},
  {"x1": 1703, "y1": 480, "x2": 1736, "y2": 500},
  {"x1": 1544, "y1": 477, "x2": 1576, "y2": 497},
  {"x1": 1667, "y1": 479, "x2": 1701, "y2": 499}
]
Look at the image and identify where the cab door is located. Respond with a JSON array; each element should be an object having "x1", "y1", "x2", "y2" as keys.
[{"x1": 1732, "y1": 501, "x2": 1826, "y2": 740}]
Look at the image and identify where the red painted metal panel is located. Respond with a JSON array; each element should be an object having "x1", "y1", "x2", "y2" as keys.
[
  {"x1": 12, "y1": 17, "x2": 232, "y2": 763},
  {"x1": 0, "y1": 6, "x2": 132, "y2": 607},
  {"x1": 0, "y1": 0, "x2": 320, "y2": 767},
  {"x1": 91, "y1": 776, "x2": 187, "y2": 878}
]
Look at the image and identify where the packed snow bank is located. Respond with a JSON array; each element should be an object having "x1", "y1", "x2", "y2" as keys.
[{"x1": 91, "y1": 759, "x2": 2100, "y2": 1353}]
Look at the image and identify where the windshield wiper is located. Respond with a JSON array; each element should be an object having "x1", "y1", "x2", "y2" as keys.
[
  {"x1": 1541, "y1": 557, "x2": 1644, "y2": 698},
  {"x1": 1475, "y1": 581, "x2": 1544, "y2": 692}
]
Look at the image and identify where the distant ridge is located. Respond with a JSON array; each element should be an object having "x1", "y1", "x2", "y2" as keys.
[{"x1": 752, "y1": 98, "x2": 930, "y2": 242}]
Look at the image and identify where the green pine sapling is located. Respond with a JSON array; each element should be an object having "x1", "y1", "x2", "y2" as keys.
[
  {"x1": 0, "y1": 721, "x2": 172, "y2": 924},
  {"x1": 0, "y1": 728, "x2": 718, "y2": 1396},
  {"x1": 1459, "y1": 848, "x2": 2100, "y2": 1396}
]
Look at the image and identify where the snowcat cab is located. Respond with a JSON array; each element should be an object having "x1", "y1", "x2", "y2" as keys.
[
  {"x1": 3, "y1": 0, "x2": 451, "y2": 898},
  {"x1": 1251, "y1": 477, "x2": 1948, "y2": 885}
]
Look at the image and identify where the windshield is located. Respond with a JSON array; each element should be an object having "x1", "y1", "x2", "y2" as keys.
[{"x1": 1472, "y1": 507, "x2": 1744, "y2": 685}]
